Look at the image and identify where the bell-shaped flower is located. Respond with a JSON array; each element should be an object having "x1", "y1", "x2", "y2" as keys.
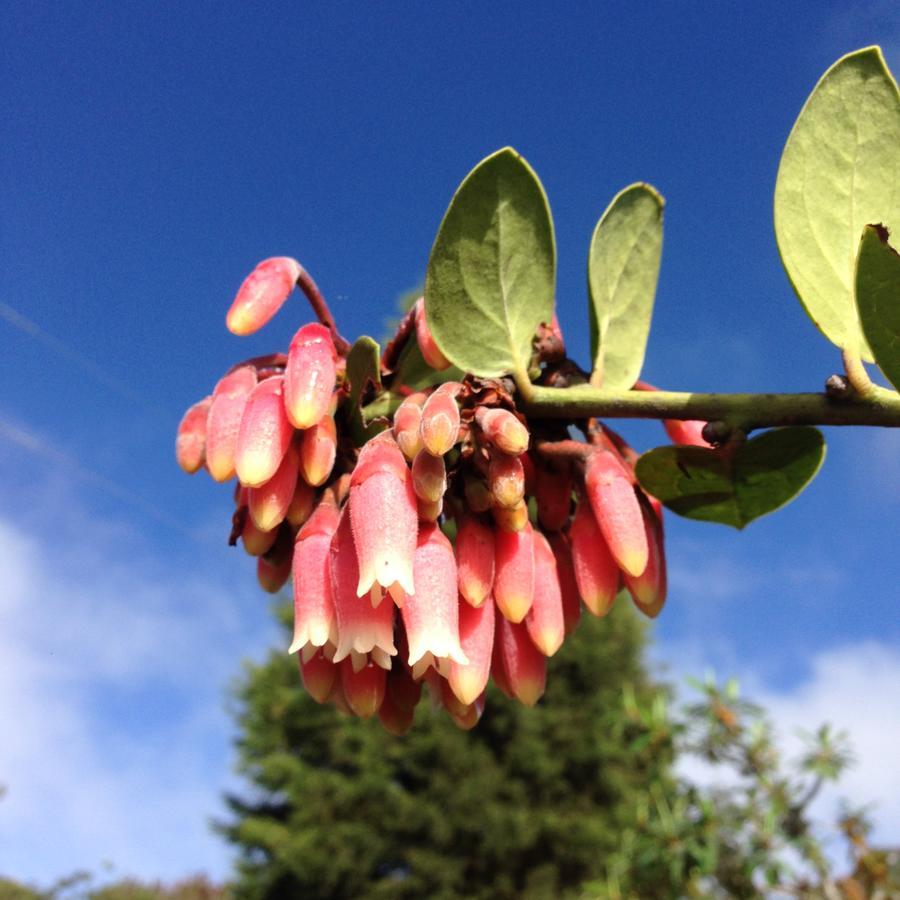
[
  {"x1": 349, "y1": 433, "x2": 418, "y2": 603},
  {"x1": 289, "y1": 493, "x2": 341, "y2": 654},
  {"x1": 525, "y1": 532, "x2": 565, "y2": 656},
  {"x1": 401, "y1": 524, "x2": 468, "y2": 670}
]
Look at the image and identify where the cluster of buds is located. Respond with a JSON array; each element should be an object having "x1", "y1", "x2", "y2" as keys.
[{"x1": 177, "y1": 257, "x2": 684, "y2": 733}]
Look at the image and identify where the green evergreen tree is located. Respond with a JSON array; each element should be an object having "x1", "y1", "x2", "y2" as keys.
[{"x1": 221, "y1": 603, "x2": 671, "y2": 900}]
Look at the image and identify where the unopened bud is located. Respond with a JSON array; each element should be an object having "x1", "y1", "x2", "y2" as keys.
[
  {"x1": 442, "y1": 678, "x2": 485, "y2": 730},
  {"x1": 534, "y1": 465, "x2": 573, "y2": 532},
  {"x1": 378, "y1": 689, "x2": 415, "y2": 735},
  {"x1": 546, "y1": 533, "x2": 581, "y2": 636},
  {"x1": 299, "y1": 648, "x2": 337, "y2": 704},
  {"x1": 475, "y1": 407, "x2": 529, "y2": 456},
  {"x1": 411, "y1": 449, "x2": 446, "y2": 503},
  {"x1": 464, "y1": 476, "x2": 493, "y2": 514},
  {"x1": 349, "y1": 434, "x2": 418, "y2": 602},
  {"x1": 340, "y1": 658, "x2": 386, "y2": 719},
  {"x1": 494, "y1": 521, "x2": 535, "y2": 623},
  {"x1": 492, "y1": 500, "x2": 529, "y2": 533},
  {"x1": 235, "y1": 375, "x2": 294, "y2": 488},
  {"x1": 387, "y1": 662, "x2": 422, "y2": 712},
  {"x1": 284, "y1": 323, "x2": 338, "y2": 429},
  {"x1": 664, "y1": 419, "x2": 711, "y2": 447},
  {"x1": 257, "y1": 526, "x2": 293, "y2": 593},
  {"x1": 414, "y1": 298, "x2": 451, "y2": 371},
  {"x1": 584, "y1": 449, "x2": 648, "y2": 578},
  {"x1": 248, "y1": 443, "x2": 300, "y2": 532},
  {"x1": 176, "y1": 396, "x2": 212, "y2": 474},
  {"x1": 416, "y1": 496, "x2": 443, "y2": 523},
  {"x1": 205, "y1": 366, "x2": 257, "y2": 482},
  {"x1": 488, "y1": 453, "x2": 525, "y2": 509},
  {"x1": 448, "y1": 595, "x2": 495, "y2": 706},
  {"x1": 419, "y1": 383, "x2": 461, "y2": 456},
  {"x1": 241, "y1": 517, "x2": 278, "y2": 557},
  {"x1": 299, "y1": 415, "x2": 337, "y2": 487},
  {"x1": 393, "y1": 394, "x2": 426, "y2": 461},
  {"x1": 569, "y1": 497, "x2": 619, "y2": 617},
  {"x1": 455, "y1": 516, "x2": 495, "y2": 607},
  {"x1": 494, "y1": 616, "x2": 546, "y2": 707},
  {"x1": 525, "y1": 532, "x2": 565, "y2": 656},
  {"x1": 623, "y1": 500, "x2": 667, "y2": 618},
  {"x1": 402, "y1": 524, "x2": 468, "y2": 669},
  {"x1": 285, "y1": 479, "x2": 316, "y2": 528},
  {"x1": 226, "y1": 257, "x2": 301, "y2": 336}
]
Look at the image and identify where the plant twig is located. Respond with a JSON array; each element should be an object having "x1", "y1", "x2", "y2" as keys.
[{"x1": 296, "y1": 268, "x2": 351, "y2": 355}]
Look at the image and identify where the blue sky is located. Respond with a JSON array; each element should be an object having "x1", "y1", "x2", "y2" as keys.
[{"x1": 2, "y1": 0, "x2": 899, "y2": 884}]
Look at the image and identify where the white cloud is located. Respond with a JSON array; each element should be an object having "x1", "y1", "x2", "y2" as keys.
[{"x1": 0, "y1": 499, "x2": 278, "y2": 885}]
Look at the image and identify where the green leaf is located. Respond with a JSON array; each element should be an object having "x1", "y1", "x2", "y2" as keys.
[
  {"x1": 424, "y1": 147, "x2": 556, "y2": 379},
  {"x1": 774, "y1": 46, "x2": 900, "y2": 360},
  {"x1": 346, "y1": 336, "x2": 382, "y2": 412},
  {"x1": 588, "y1": 183, "x2": 664, "y2": 389},
  {"x1": 855, "y1": 224, "x2": 900, "y2": 390},
  {"x1": 635, "y1": 427, "x2": 826, "y2": 528}
]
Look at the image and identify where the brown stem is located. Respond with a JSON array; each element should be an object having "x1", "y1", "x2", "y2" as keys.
[
  {"x1": 381, "y1": 304, "x2": 418, "y2": 373},
  {"x1": 296, "y1": 268, "x2": 351, "y2": 355},
  {"x1": 533, "y1": 439, "x2": 592, "y2": 462}
]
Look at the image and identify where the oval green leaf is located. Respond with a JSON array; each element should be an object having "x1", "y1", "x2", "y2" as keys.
[
  {"x1": 635, "y1": 427, "x2": 826, "y2": 529},
  {"x1": 588, "y1": 183, "x2": 664, "y2": 389},
  {"x1": 855, "y1": 224, "x2": 900, "y2": 391},
  {"x1": 774, "y1": 46, "x2": 900, "y2": 360},
  {"x1": 424, "y1": 147, "x2": 556, "y2": 379}
]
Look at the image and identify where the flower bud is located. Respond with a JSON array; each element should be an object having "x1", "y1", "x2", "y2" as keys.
[
  {"x1": 464, "y1": 476, "x2": 493, "y2": 514},
  {"x1": 569, "y1": 497, "x2": 619, "y2": 617},
  {"x1": 299, "y1": 647, "x2": 337, "y2": 704},
  {"x1": 491, "y1": 500, "x2": 529, "y2": 533},
  {"x1": 393, "y1": 394, "x2": 426, "y2": 461},
  {"x1": 248, "y1": 443, "x2": 300, "y2": 532},
  {"x1": 289, "y1": 494, "x2": 340, "y2": 654},
  {"x1": 402, "y1": 525, "x2": 468, "y2": 670},
  {"x1": 441, "y1": 679, "x2": 485, "y2": 730},
  {"x1": 547, "y1": 533, "x2": 581, "y2": 636},
  {"x1": 378, "y1": 689, "x2": 415, "y2": 735},
  {"x1": 411, "y1": 449, "x2": 446, "y2": 503},
  {"x1": 488, "y1": 453, "x2": 525, "y2": 509},
  {"x1": 535, "y1": 465, "x2": 573, "y2": 532},
  {"x1": 206, "y1": 366, "x2": 257, "y2": 482},
  {"x1": 285, "y1": 479, "x2": 316, "y2": 528},
  {"x1": 525, "y1": 532, "x2": 565, "y2": 656},
  {"x1": 241, "y1": 516, "x2": 278, "y2": 557},
  {"x1": 257, "y1": 526, "x2": 293, "y2": 593},
  {"x1": 419, "y1": 383, "x2": 461, "y2": 456},
  {"x1": 664, "y1": 419, "x2": 711, "y2": 447},
  {"x1": 623, "y1": 500, "x2": 667, "y2": 618},
  {"x1": 330, "y1": 509, "x2": 397, "y2": 665},
  {"x1": 493, "y1": 521, "x2": 535, "y2": 623},
  {"x1": 475, "y1": 407, "x2": 529, "y2": 456},
  {"x1": 284, "y1": 323, "x2": 338, "y2": 429},
  {"x1": 299, "y1": 415, "x2": 337, "y2": 487},
  {"x1": 455, "y1": 516, "x2": 495, "y2": 607},
  {"x1": 349, "y1": 434, "x2": 418, "y2": 602},
  {"x1": 413, "y1": 298, "x2": 451, "y2": 371},
  {"x1": 387, "y1": 661, "x2": 423, "y2": 712},
  {"x1": 235, "y1": 375, "x2": 294, "y2": 488},
  {"x1": 448, "y1": 595, "x2": 495, "y2": 706},
  {"x1": 494, "y1": 616, "x2": 546, "y2": 707},
  {"x1": 416, "y1": 496, "x2": 443, "y2": 523},
  {"x1": 176, "y1": 396, "x2": 212, "y2": 474},
  {"x1": 226, "y1": 256, "x2": 301, "y2": 336},
  {"x1": 584, "y1": 449, "x2": 648, "y2": 578},
  {"x1": 340, "y1": 658, "x2": 386, "y2": 719}
]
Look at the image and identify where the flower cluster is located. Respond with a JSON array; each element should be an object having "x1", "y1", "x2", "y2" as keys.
[{"x1": 176, "y1": 257, "x2": 694, "y2": 733}]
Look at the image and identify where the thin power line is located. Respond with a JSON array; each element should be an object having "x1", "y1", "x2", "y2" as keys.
[{"x1": 0, "y1": 300, "x2": 169, "y2": 418}]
